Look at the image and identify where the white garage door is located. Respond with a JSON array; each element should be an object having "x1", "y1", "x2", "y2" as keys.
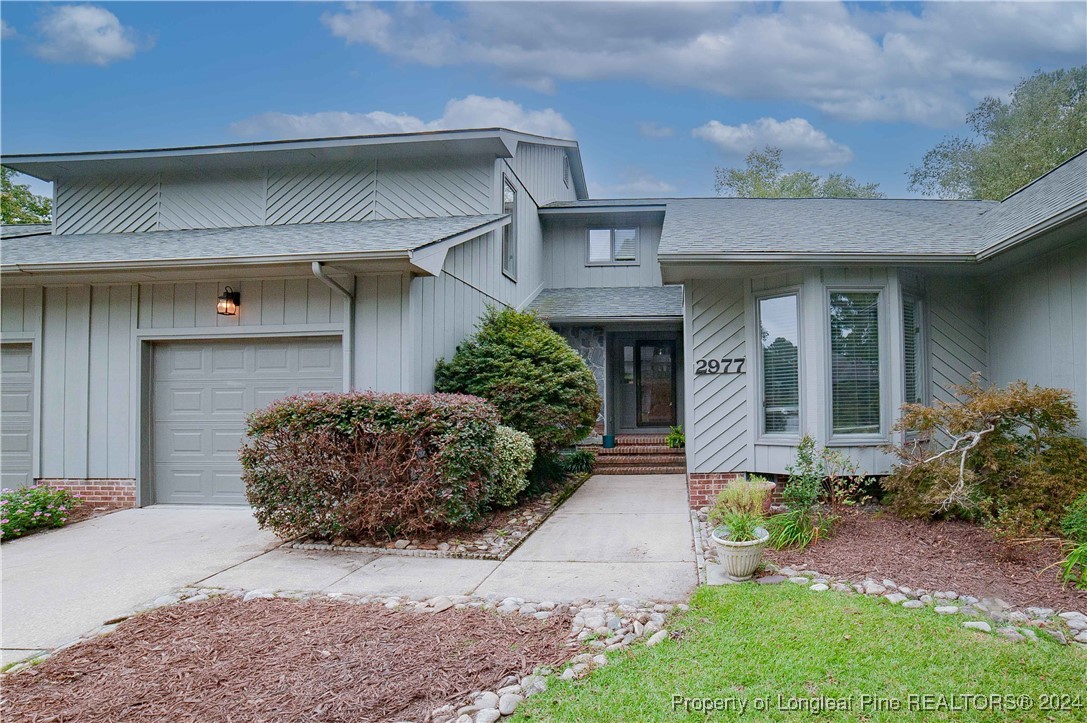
[
  {"x1": 1, "y1": 344, "x2": 34, "y2": 489},
  {"x1": 151, "y1": 337, "x2": 342, "y2": 505}
]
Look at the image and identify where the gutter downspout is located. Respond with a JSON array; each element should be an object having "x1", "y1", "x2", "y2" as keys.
[{"x1": 312, "y1": 261, "x2": 355, "y2": 392}]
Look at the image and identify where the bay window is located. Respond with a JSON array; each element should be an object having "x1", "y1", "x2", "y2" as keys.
[
  {"x1": 829, "y1": 291, "x2": 881, "y2": 435},
  {"x1": 759, "y1": 294, "x2": 800, "y2": 434}
]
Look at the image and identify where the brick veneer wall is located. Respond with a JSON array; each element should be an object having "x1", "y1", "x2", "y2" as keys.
[
  {"x1": 41, "y1": 478, "x2": 137, "y2": 510},
  {"x1": 687, "y1": 472, "x2": 745, "y2": 508}
]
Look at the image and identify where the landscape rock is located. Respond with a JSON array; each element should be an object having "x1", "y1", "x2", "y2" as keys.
[
  {"x1": 962, "y1": 621, "x2": 991, "y2": 633},
  {"x1": 934, "y1": 606, "x2": 959, "y2": 615},
  {"x1": 646, "y1": 630, "x2": 668, "y2": 647},
  {"x1": 475, "y1": 708, "x2": 501, "y2": 723},
  {"x1": 809, "y1": 583, "x2": 829, "y2": 592},
  {"x1": 498, "y1": 694, "x2": 523, "y2": 716},
  {"x1": 883, "y1": 593, "x2": 908, "y2": 605},
  {"x1": 902, "y1": 600, "x2": 924, "y2": 609}
]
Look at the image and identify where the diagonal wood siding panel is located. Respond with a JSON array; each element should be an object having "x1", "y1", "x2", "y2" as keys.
[
  {"x1": 158, "y1": 170, "x2": 264, "y2": 230},
  {"x1": 267, "y1": 161, "x2": 376, "y2": 225},
  {"x1": 375, "y1": 158, "x2": 491, "y2": 219},
  {"x1": 55, "y1": 176, "x2": 159, "y2": 234},
  {"x1": 929, "y1": 275, "x2": 989, "y2": 406},
  {"x1": 690, "y1": 280, "x2": 749, "y2": 472}
]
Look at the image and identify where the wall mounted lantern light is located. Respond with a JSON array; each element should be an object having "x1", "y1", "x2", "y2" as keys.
[{"x1": 216, "y1": 286, "x2": 240, "y2": 316}]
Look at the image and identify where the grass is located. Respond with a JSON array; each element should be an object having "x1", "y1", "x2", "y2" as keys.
[{"x1": 513, "y1": 584, "x2": 1087, "y2": 722}]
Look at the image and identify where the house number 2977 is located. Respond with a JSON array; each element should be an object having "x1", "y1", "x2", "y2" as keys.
[{"x1": 694, "y1": 357, "x2": 746, "y2": 374}]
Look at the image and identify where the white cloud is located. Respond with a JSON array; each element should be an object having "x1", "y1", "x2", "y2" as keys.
[
  {"x1": 1, "y1": 19, "x2": 16, "y2": 39},
  {"x1": 590, "y1": 170, "x2": 677, "y2": 198},
  {"x1": 692, "y1": 117, "x2": 854, "y2": 167},
  {"x1": 638, "y1": 122, "x2": 674, "y2": 139},
  {"x1": 32, "y1": 5, "x2": 148, "y2": 66},
  {"x1": 320, "y1": 2, "x2": 1085, "y2": 127},
  {"x1": 231, "y1": 95, "x2": 574, "y2": 140}
]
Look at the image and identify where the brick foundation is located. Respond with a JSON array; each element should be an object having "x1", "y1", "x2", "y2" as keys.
[
  {"x1": 41, "y1": 478, "x2": 137, "y2": 510},
  {"x1": 687, "y1": 472, "x2": 746, "y2": 508}
]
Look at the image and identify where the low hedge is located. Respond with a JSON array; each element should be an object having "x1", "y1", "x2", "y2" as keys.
[{"x1": 241, "y1": 391, "x2": 500, "y2": 540}]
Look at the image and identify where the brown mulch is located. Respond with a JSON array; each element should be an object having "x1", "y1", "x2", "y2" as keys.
[
  {"x1": 2, "y1": 598, "x2": 572, "y2": 723},
  {"x1": 767, "y1": 508, "x2": 1087, "y2": 613}
]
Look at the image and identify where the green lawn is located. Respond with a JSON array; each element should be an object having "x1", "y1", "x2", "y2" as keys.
[{"x1": 514, "y1": 585, "x2": 1087, "y2": 722}]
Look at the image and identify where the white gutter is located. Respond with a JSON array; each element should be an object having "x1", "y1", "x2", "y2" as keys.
[{"x1": 312, "y1": 261, "x2": 355, "y2": 392}]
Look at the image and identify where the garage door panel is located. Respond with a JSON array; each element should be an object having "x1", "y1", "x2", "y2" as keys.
[
  {"x1": 152, "y1": 337, "x2": 341, "y2": 505},
  {"x1": 0, "y1": 344, "x2": 34, "y2": 488}
]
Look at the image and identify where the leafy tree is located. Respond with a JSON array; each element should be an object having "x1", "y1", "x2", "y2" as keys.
[
  {"x1": 714, "y1": 146, "x2": 884, "y2": 199},
  {"x1": 908, "y1": 66, "x2": 1087, "y2": 199},
  {"x1": 435, "y1": 306, "x2": 601, "y2": 456},
  {"x1": 1, "y1": 167, "x2": 52, "y2": 224}
]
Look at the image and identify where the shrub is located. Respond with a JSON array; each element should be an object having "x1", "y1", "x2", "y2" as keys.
[
  {"x1": 241, "y1": 391, "x2": 501, "y2": 540},
  {"x1": 435, "y1": 307, "x2": 602, "y2": 460},
  {"x1": 767, "y1": 436, "x2": 849, "y2": 549},
  {"x1": 884, "y1": 377, "x2": 1087, "y2": 536},
  {"x1": 1, "y1": 485, "x2": 81, "y2": 541},
  {"x1": 490, "y1": 425, "x2": 535, "y2": 507},
  {"x1": 1062, "y1": 494, "x2": 1087, "y2": 544},
  {"x1": 710, "y1": 477, "x2": 770, "y2": 521},
  {"x1": 561, "y1": 448, "x2": 596, "y2": 476}
]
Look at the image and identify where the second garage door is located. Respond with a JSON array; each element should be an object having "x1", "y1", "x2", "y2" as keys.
[{"x1": 151, "y1": 337, "x2": 342, "y2": 505}]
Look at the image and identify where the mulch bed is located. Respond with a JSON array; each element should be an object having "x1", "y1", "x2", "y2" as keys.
[
  {"x1": 768, "y1": 508, "x2": 1087, "y2": 612},
  {"x1": 1, "y1": 598, "x2": 572, "y2": 723}
]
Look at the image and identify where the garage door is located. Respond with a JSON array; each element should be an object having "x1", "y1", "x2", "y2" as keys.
[
  {"x1": 151, "y1": 337, "x2": 342, "y2": 505},
  {"x1": 1, "y1": 344, "x2": 34, "y2": 489}
]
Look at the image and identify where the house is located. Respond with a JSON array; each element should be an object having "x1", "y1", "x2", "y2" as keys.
[{"x1": 1, "y1": 130, "x2": 1084, "y2": 510}]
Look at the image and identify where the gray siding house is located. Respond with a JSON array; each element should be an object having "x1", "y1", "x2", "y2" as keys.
[{"x1": 2, "y1": 131, "x2": 1084, "y2": 509}]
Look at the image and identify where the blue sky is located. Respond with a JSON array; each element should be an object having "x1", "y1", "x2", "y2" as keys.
[{"x1": 2, "y1": 1, "x2": 1084, "y2": 199}]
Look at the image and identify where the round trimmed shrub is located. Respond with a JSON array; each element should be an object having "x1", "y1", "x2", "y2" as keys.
[
  {"x1": 240, "y1": 391, "x2": 501, "y2": 540},
  {"x1": 490, "y1": 425, "x2": 535, "y2": 507},
  {"x1": 434, "y1": 307, "x2": 602, "y2": 454}
]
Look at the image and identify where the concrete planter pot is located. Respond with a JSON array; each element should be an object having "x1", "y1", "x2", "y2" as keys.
[{"x1": 711, "y1": 526, "x2": 770, "y2": 581}]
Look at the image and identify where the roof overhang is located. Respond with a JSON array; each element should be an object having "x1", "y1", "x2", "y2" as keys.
[
  {"x1": 539, "y1": 203, "x2": 666, "y2": 216},
  {"x1": 2, "y1": 128, "x2": 578, "y2": 182}
]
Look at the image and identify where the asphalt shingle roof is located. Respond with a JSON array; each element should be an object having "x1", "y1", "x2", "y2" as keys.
[
  {"x1": 657, "y1": 198, "x2": 994, "y2": 256},
  {"x1": 529, "y1": 286, "x2": 683, "y2": 319},
  {"x1": 0, "y1": 215, "x2": 505, "y2": 268},
  {"x1": 1, "y1": 223, "x2": 53, "y2": 239}
]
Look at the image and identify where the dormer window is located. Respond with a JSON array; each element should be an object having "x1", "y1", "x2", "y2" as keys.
[{"x1": 587, "y1": 227, "x2": 639, "y2": 265}]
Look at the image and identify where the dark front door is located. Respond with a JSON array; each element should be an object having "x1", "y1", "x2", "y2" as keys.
[{"x1": 635, "y1": 340, "x2": 677, "y2": 428}]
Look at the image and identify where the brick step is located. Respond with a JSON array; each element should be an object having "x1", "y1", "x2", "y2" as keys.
[
  {"x1": 596, "y1": 444, "x2": 684, "y2": 456},
  {"x1": 596, "y1": 453, "x2": 686, "y2": 466},
  {"x1": 614, "y1": 434, "x2": 669, "y2": 446},
  {"x1": 595, "y1": 466, "x2": 687, "y2": 475}
]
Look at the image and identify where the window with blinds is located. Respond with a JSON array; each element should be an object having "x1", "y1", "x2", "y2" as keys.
[
  {"x1": 829, "y1": 291, "x2": 881, "y2": 435},
  {"x1": 903, "y1": 297, "x2": 923, "y2": 405},
  {"x1": 587, "y1": 227, "x2": 639, "y2": 264},
  {"x1": 759, "y1": 294, "x2": 800, "y2": 434}
]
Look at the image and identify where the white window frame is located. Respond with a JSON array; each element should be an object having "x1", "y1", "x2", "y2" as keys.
[
  {"x1": 501, "y1": 176, "x2": 517, "y2": 281},
  {"x1": 586, "y1": 226, "x2": 640, "y2": 266},
  {"x1": 754, "y1": 287, "x2": 804, "y2": 443},
  {"x1": 902, "y1": 293, "x2": 928, "y2": 407},
  {"x1": 824, "y1": 285, "x2": 889, "y2": 444}
]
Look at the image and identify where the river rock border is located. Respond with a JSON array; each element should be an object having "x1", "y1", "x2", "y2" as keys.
[
  {"x1": 289, "y1": 474, "x2": 590, "y2": 561},
  {"x1": 2, "y1": 585, "x2": 686, "y2": 723},
  {"x1": 692, "y1": 509, "x2": 1087, "y2": 650}
]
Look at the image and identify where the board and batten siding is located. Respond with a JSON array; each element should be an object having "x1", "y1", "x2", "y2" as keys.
[
  {"x1": 542, "y1": 215, "x2": 664, "y2": 289},
  {"x1": 927, "y1": 275, "x2": 989, "y2": 407},
  {"x1": 52, "y1": 157, "x2": 494, "y2": 234},
  {"x1": 987, "y1": 240, "x2": 1087, "y2": 437},
  {"x1": 137, "y1": 279, "x2": 343, "y2": 330}
]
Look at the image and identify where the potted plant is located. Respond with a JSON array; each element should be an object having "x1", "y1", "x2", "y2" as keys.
[
  {"x1": 709, "y1": 478, "x2": 771, "y2": 581},
  {"x1": 666, "y1": 425, "x2": 685, "y2": 449}
]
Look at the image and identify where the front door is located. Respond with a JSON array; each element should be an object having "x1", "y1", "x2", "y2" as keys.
[{"x1": 616, "y1": 337, "x2": 678, "y2": 432}]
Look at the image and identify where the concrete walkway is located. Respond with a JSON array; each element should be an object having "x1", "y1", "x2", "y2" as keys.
[
  {"x1": 2, "y1": 507, "x2": 279, "y2": 665},
  {"x1": 2, "y1": 474, "x2": 694, "y2": 666}
]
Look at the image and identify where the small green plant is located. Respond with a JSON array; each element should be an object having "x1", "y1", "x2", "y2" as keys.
[
  {"x1": 1058, "y1": 543, "x2": 1087, "y2": 590},
  {"x1": 489, "y1": 425, "x2": 536, "y2": 507},
  {"x1": 716, "y1": 510, "x2": 761, "y2": 543},
  {"x1": 666, "y1": 425, "x2": 685, "y2": 449},
  {"x1": 710, "y1": 478, "x2": 769, "y2": 543},
  {"x1": 767, "y1": 436, "x2": 846, "y2": 549},
  {"x1": 1, "y1": 485, "x2": 82, "y2": 541},
  {"x1": 561, "y1": 448, "x2": 597, "y2": 475},
  {"x1": 1061, "y1": 493, "x2": 1087, "y2": 543}
]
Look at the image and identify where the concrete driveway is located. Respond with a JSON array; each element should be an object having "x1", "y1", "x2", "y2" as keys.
[
  {"x1": 2, "y1": 474, "x2": 695, "y2": 666},
  {"x1": 2, "y1": 507, "x2": 279, "y2": 664}
]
